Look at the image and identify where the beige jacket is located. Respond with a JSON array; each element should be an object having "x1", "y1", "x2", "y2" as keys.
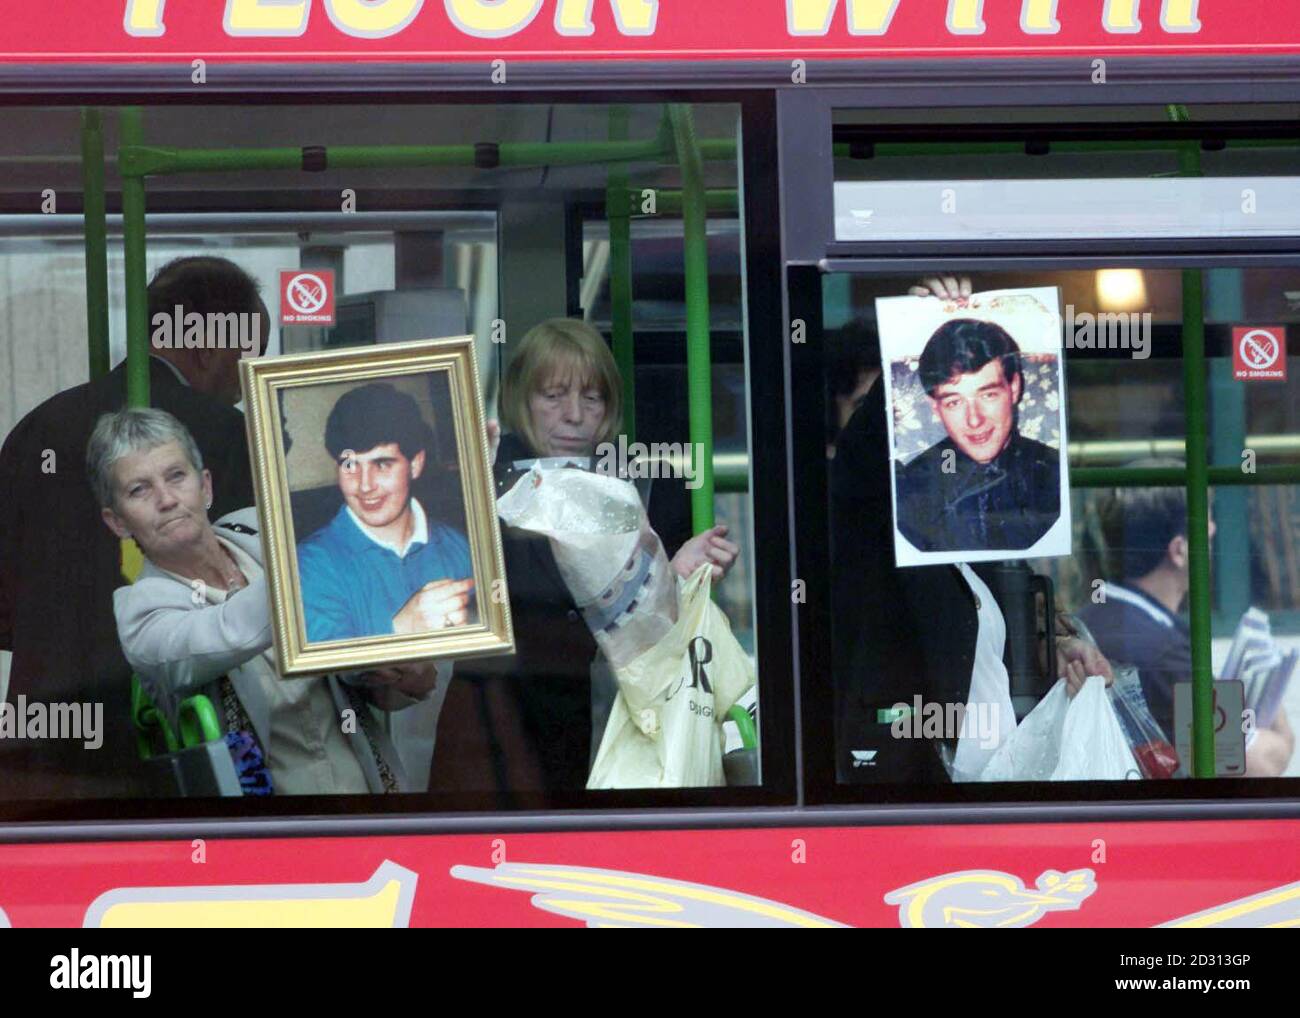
[{"x1": 114, "y1": 508, "x2": 413, "y2": 793}]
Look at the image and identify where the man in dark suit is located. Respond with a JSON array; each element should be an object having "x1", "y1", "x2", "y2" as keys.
[
  {"x1": 895, "y1": 318, "x2": 1060, "y2": 554},
  {"x1": 0, "y1": 256, "x2": 268, "y2": 800}
]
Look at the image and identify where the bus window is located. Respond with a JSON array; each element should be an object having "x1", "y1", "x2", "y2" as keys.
[
  {"x1": 815, "y1": 264, "x2": 1300, "y2": 792},
  {"x1": 0, "y1": 100, "x2": 770, "y2": 816}
]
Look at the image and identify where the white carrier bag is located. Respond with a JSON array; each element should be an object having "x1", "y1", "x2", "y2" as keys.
[
  {"x1": 496, "y1": 464, "x2": 755, "y2": 788},
  {"x1": 979, "y1": 676, "x2": 1140, "y2": 782},
  {"x1": 588, "y1": 565, "x2": 755, "y2": 789}
]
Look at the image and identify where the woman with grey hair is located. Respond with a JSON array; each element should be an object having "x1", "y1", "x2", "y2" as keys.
[{"x1": 92, "y1": 407, "x2": 441, "y2": 795}]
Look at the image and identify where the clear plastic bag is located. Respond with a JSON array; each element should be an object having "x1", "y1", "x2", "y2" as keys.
[
  {"x1": 496, "y1": 464, "x2": 677, "y2": 669},
  {"x1": 1107, "y1": 665, "x2": 1180, "y2": 779}
]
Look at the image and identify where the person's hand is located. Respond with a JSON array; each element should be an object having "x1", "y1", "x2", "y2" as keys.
[
  {"x1": 392, "y1": 578, "x2": 475, "y2": 635},
  {"x1": 361, "y1": 661, "x2": 441, "y2": 699},
  {"x1": 486, "y1": 418, "x2": 501, "y2": 467},
  {"x1": 670, "y1": 524, "x2": 740, "y2": 582},
  {"x1": 1057, "y1": 636, "x2": 1114, "y2": 698},
  {"x1": 909, "y1": 276, "x2": 972, "y2": 301}
]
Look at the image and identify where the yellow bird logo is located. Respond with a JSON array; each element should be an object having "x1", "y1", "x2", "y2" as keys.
[{"x1": 885, "y1": 869, "x2": 1097, "y2": 929}]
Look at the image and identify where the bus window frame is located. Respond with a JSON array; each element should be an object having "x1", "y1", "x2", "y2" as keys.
[
  {"x1": 0, "y1": 87, "x2": 797, "y2": 826},
  {"x1": 793, "y1": 251, "x2": 1300, "y2": 806}
]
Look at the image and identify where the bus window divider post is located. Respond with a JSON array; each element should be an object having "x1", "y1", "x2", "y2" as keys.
[
  {"x1": 80, "y1": 108, "x2": 110, "y2": 382},
  {"x1": 120, "y1": 107, "x2": 150, "y2": 410},
  {"x1": 1169, "y1": 103, "x2": 1217, "y2": 779}
]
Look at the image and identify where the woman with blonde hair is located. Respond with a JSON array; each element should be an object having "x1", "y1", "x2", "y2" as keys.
[{"x1": 432, "y1": 318, "x2": 739, "y2": 799}]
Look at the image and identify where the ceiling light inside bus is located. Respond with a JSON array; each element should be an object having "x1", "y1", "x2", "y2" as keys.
[{"x1": 1096, "y1": 268, "x2": 1148, "y2": 312}]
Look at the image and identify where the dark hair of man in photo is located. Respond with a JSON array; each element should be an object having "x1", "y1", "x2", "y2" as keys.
[
  {"x1": 324, "y1": 382, "x2": 434, "y2": 463},
  {"x1": 917, "y1": 318, "x2": 1022, "y2": 398}
]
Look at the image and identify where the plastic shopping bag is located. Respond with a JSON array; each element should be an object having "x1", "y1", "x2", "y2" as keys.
[
  {"x1": 496, "y1": 464, "x2": 677, "y2": 670},
  {"x1": 587, "y1": 565, "x2": 756, "y2": 789},
  {"x1": 979, "y1": 676, "x2": 1140, "y2": 781},
  {"x1": 1107, "y1": 666, "x2": 1180, "y2": 778}
]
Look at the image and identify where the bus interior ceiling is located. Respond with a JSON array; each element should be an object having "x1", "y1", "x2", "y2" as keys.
[{"x1": 0, "y1": 100, "x2": 746, "y2": 439}]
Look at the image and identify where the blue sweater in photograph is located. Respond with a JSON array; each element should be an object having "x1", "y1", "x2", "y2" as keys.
[{"x1": 297, "y1": 501, "x2": 474, "y2": 642}]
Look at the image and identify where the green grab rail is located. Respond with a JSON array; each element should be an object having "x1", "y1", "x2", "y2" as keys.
[
  {"x1": 131, "y1": 674, "x2": 179, "y2": 759},
  {"x1": 178, "y1": 695, "x2": 224, "y2": 749},
  {"x1": 607, "y1": 106, "x2": 636, "y2": 444},
  {"x1": 727, "y1": 704, "x2": 758, "y2": 751},
  {"x1": 626, "y1": 188, "x2": 740, "y2": 215},
  {"x1": 132, "y1": 673, "x2": 224, "y2": 761},
  {"x1": 117, "y1": 137, "x2": 739, "y2": 179},
  {"x1": 1167, "y1": 102, "x2": 1216, "y2": 779},
  {"x1": 668, "y1": 103, "x2": 716, "y2": 536}
]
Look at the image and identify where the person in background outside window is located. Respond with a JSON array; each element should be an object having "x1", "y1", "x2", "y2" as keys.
[
  {"x1": 1078, "y1": 468, "x2": 1295, "y2": 777},
  {"x1": 825, "y1": 318, "x2": 880, "y2": 458}
]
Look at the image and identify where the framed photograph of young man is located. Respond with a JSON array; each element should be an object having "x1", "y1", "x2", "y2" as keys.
[
  {"x1": 875, "y1": 286, "x2": 1072, "y2": 568},
  {"x1": 241, "y1": 335, "x2": 513, "y2": 676}
]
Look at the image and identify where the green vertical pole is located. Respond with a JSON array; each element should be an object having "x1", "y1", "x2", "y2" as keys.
[
  {"x1": 608, "y1": 106, "x2": 636, "y2": 442},
  {"x1": 1170, "y1": 104, "x2": 1216, "y2": 777},
  {"x1": 120, "y1": 107, "x2": 150, "y2": 409},
  {"x1": 669, "y1": 104, "x2": 714, "y2": 535},
  {"x1": 80, "y1": 109, "x2": 110, "y2": 381},
  {"x1": 1183, "y1": 267, "x2": 1216, "y2": 777}
]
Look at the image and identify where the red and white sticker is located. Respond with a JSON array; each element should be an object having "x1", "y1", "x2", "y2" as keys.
[
  {"x1": 1232, "y1": 326, "x2": 1287, "y2": 381},
  {"x1": 280, "y1": 270, "x2": 335, "y2": 326}
]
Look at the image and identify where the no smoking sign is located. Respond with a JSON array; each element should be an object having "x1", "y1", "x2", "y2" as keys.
[
  {"x1": 280, "y1": 269, "x2": 336, "y2": 326},
  {"x1": 1232, "y1": 325, "x2": 1287, "y2": 381}
]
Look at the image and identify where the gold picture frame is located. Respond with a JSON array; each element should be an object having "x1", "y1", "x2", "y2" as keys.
[{"x1": 240, "y1": 335, "x2": 513, "y2": 676}]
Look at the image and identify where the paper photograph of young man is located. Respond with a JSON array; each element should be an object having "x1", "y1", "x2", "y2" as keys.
[{"x1": 875, "y1": 286, "x2": 1072, "y2": 567}]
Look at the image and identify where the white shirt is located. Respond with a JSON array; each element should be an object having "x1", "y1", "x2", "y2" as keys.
[
  {"x1": 950, "y1": 563, "x2": 1019, "y2": 781},
  {"x1": 345, "y1": 497, "x2": 429, "y2": 559}
]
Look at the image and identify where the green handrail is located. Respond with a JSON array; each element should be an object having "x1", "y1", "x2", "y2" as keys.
[
  {"x1": 607, "y1": 106, "x2": 636, "y2": 444},
  {"x1": 669, "y1": 104, "x2": 715, "y2": 536},
  {"x1": 727, "y1": 704, "x2": 758, "y2": 751},
  {"x1": 132, "y1": 673, "x2": 223, "y2": 760},
  {"x1": 1166, "y1": 103, "x2": 1216, "y2": 779},
  {"x1": 178, "y1": 695, "x2": 223, "y2": 748},
  {"x1": 625, "y1": 188, "x2": 739, "y2": 215},
  {"x1": 117, "y1": 137, "x2": 738, "y2": 179},
  {"x1": 80, "y1": 108, "x2": 110, "y2": 381},
  {"x1": 131, "y1": 674, "x2": 179, "y2": 759}
]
